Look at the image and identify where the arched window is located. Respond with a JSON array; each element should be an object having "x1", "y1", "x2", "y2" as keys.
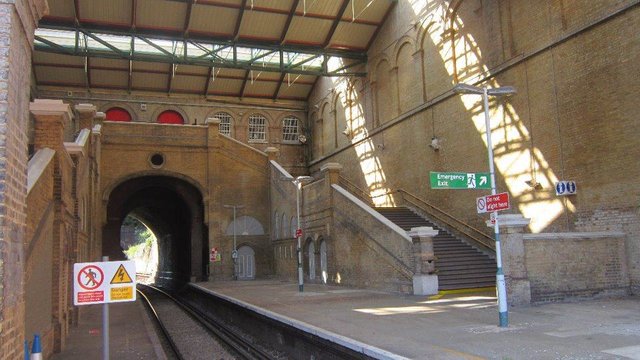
[
  {"x1": 105, "y1": 107, "x2": 132, "y2": 122},
  {"x1": 320, "y1": 240, "x2": 327, "y2": 283},
  {"x1": 282, "y1": 116, "x2": 299, "y2": 143},
  {"x1": 225, "y1": 216, "x2": 264, "y2": 236},
  {"x1": 157, "y1": 110, "x2": 185, "y2": 124},
  {"x1": 281, "y1": 213, "x2": 287, "y2": 239},
  {"x1": 273, "y1": 211, "x2": 279, "y2": 239},
  {"x1": 248, "y1": 114, "x2": 267, "y2": 142},
  {"x1": 290, "y1": 216, "x2": 297, "y2": 238},
  {"x1": 308, "y1": 241, "x2": 316, "y2": 280},
  {"x1": 213, "y1": 112, "x2": 232, "y2": 136}
]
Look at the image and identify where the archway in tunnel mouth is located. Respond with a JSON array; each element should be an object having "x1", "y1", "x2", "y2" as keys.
[
  {"x1": 120, "y1": 215, "x2": 158, "y2": 284},
  {"x1": 103, "y1": 176, "x2": 207, "y2": 287}
]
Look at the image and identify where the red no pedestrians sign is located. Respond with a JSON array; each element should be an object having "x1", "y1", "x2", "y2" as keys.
[
  {"x1": 77, "y1": 265, "x2": 104, "y2": 290},
  {"x1": 477, "y1": 192, "x2": 510, "y2": 214}
]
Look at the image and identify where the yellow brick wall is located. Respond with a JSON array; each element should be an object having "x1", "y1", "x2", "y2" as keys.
[{"x1": 308, "y1": 1, "x2": 640, "y2": 290}]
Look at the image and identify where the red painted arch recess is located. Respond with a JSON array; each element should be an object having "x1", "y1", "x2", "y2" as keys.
[
  {"x1": 157, "y1": 110, "x2": 184, "y2": 124},
  {"x1": 105, "y1": 107, "x2": 132, "y2": 122}
]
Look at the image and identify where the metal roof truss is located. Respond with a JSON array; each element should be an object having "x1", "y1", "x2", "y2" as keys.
[{"x1": 34, "y1": 28, "x2": 367, "y2": 77}]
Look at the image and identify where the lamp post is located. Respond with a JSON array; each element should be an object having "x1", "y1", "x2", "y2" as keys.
[
  {"x1": 453, "y1": 83, "x2": 516, "y2": 327},
  {"x1": 285, "y1": 175, "x2": 313, "y2": 292},
  {"x1": 223, "y1": 204, "x2": 244, "y2": 280}
]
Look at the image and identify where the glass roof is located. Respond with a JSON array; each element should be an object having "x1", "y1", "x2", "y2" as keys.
[{"x1": 35, "y1": 29, "x2": 325, "y2": 69}]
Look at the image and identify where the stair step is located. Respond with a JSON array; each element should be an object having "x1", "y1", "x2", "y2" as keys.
[
  {"x1": 436, "y1": 255, "x2": 490, "y2": 261},
  {"x1": 439, "y1": 282, "x2": 496, "y2": 290},
  {"x1": 438, "y1": 271, "x2": 496, "y2": 279},
  {"x1": 438, "y1": 269, "x2": 496, "y2": 277},
  {"x1": 437, "y1": 263, "x2": 496, "y2": 271},
  {"x1": 374, "y1": 206, "x2": 497, "y2": 291},
  {"x1": 439, "y1": 276, "x2": 495, "y2": 285},
  {"x1": 437, "y1": 261, "x2": 496, "y2": 268}
]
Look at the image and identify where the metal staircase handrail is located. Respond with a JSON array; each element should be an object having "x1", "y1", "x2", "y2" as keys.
[
  {"x1": 395, "y1": 189, "x2": 495, "y2": 251},
  {"x1": 337, "y1": 176, "x2": 377, "y2": 206}
]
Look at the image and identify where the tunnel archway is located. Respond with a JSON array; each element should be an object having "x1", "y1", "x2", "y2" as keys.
[{"x1": 103, "y1": 175, "x2": 207, "y2": 286}]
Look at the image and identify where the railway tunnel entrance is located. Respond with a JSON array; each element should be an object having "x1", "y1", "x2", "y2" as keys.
[{"x1": 103, "y1": 175, "x2": 207, "y2": 286}]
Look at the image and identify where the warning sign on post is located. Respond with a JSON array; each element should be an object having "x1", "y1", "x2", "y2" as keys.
[{"x1": 73, "y1": 260, "x2": 136, "y2": 306}]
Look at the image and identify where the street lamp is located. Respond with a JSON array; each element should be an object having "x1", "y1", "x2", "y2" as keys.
[
  {"x1": 453, "y1": 83, "x2": 516, "y2": 328},
  {"x1": 283, "y1": 175, "x2": 313, "y2": 292},
  {"x1": 223, "y1": 204, "x2": 244, "y2": 280}
]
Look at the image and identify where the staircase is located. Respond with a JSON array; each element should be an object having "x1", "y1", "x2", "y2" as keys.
[{"x1": 374, "y1": 207, "x2": 496, "y2": 290}]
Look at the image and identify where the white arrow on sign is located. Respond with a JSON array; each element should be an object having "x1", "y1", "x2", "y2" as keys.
[{"x1": 479, "y1": 176, "x2": 488, "y2": 186}]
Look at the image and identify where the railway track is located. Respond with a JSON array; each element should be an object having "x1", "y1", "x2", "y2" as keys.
[{"x1": 137, "y1": 284, "x2": 275, "y2": 360}]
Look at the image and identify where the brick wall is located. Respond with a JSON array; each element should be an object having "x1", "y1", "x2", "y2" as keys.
[
  {"x1": 36, "y1": 93, "x2": 309, "y2": 175},
  {"x1": 0, "y1": 0, "x2": 47, "y2": 358},
  {"x1": 307, "y1": 1, "x2": 640, "y2": 296},
  {"x1": 25, "y1": 149, "x2": 55, "y2": 359},
  {"x1": 523, "y1": 233, "x2": 629, "y2": 303}
]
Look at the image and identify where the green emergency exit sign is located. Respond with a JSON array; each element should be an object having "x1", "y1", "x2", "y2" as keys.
[{"x1": 430, "y1": 172, "x2": 491, "y2": 189}]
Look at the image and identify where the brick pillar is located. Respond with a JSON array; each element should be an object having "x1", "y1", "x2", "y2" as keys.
[
  {"x1": 30, "y1": 99, "x2": 74, "y2": 353},
  {"x1": 94, "y1": 111, "x2": 105, "y2": 128},
  {"x1": 31, "y1": 100, "x2": 73, "y2": 151},
  {"x1": 487, "y1": 214, "x2": 532, "y2": 305},
  {"x1": 206, "y1": 117, "x2": 220, "y2": 280},
  {"x1": 206, "y1": 117, "x2": 223, "y2": 149},
  {"x1": 265, "y1": 147, "x2": 279, "y2": 161},
  {"x1": 408, "y1": 227, "x2": 439, "y2": 295},
  {"x1": 75, "y1": 103, "x2": 96, "y2": 130},
  {"x1": 321, "y1": 162, "x2": 342, "y2": 185}
]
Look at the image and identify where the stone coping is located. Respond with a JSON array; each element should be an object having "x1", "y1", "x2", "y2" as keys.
[
  {"x1": 523, "y1": 231, "x2": 625, "y2": 241},
  {"x1": 332, "y1": 184, "x2": 411, "y2": 242},
  {"x1": 27, "y1": 148, "x2": 55, "y2": 194}
]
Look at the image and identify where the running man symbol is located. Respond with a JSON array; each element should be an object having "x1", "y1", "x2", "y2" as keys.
[
  {"x1": 85, "y1": 269, "x2": 98, "y2": 286},
  {"x1": 78, "y1": 265, "x2": 104, "y2": 290},
  {"x1": 467, "y1": 173, "x2": 476, "y2": 188}
]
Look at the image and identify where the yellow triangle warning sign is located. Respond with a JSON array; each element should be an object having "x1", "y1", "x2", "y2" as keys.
[{"x1": 110, "y1": 264, "x2": 133, "y2": 284}]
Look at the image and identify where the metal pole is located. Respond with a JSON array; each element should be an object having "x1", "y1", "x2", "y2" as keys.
[
  {"x1": 296, "y1": 181, "x2": 304, "y2": 292},
  {"x1": 232, "y1": 206, "x2": 237, "y2": 280},
  {"x1": 483, "y1": 87, "x2": 508, "y2": 327},
  {"x1": 101, "y1": 255, "x2": 110, "y2": 360}
]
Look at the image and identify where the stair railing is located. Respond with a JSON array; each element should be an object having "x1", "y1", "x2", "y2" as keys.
[
  {"x1": 336, "y1": 177, "x2": 494, "y2": 252},
  {"x1": 395, "y1": 189, "x2": 495, "y2": 252},
  {"x1": 337, "y1": 176, "x2": 379, "y2": 207}
]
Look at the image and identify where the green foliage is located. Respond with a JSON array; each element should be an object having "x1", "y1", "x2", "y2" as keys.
[{"x1": 122, "y1": 215, "x2": 157, "y2": 260}]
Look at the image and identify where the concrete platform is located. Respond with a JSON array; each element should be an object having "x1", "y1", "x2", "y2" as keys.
[
  {"x1": 51, "y1": 300, "x2": 165, "y2": 360},
  {"x1": 195, "y1": 280, "x2": 640, "y2": 360},
  {"x1": 50, "y1": 280, "x2": 640, "y2": 359}
]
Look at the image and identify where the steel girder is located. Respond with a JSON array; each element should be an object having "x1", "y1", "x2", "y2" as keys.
[{"x1": 34, "y1": 26, "x2": 368, "y2": 77}]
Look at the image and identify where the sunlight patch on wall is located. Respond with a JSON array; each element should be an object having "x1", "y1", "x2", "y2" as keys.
[
  {"x1": 329, "y1": 57, "x2": 394, "y2": 207},
  {"x1": 417, "y1": 2, "x2": 567, "y2": 232}
]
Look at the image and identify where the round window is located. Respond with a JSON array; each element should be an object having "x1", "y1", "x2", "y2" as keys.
[{"x1": 149, "y1": 153, "x2": 165, "y2": 168}]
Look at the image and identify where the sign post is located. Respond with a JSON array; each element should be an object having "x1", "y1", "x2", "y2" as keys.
[
  {"x1": 73, "y1": 258, "x2": 136, "y2": 360},
  {"x1": 101, "y1": 256, "x2": 109, "y2": 360},
  {"x1": 430, "y1": 172, "x2": 491, "y2": 189}
]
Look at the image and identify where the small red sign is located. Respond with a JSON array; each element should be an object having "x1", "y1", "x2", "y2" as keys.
[
  {"x1": 485, "y1": 192, "x2": 510, "y2": 212},
  {"x1": 295, "y1": 228, "x2": 302, "y2": 238},
  {"x1": 477, "y1": 192, "x2": 510, "y2": 214},
  {"x1": 77, "y1": 291, "x2": 105, "y2": 303}
]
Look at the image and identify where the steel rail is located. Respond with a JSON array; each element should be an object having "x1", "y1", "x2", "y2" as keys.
[{"x1": 138, "y1": 284, "x2": 271, "y2": 360}]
